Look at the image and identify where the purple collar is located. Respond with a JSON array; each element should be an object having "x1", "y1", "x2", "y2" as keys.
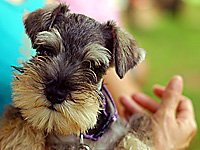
[{"x1": 84, "y1": 84, "x2": 118, "y2": 141}]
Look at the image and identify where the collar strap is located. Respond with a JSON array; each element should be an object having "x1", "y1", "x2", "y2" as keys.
[{"x1": 84, "y1": 84, "x2": 118, "y2": 141}]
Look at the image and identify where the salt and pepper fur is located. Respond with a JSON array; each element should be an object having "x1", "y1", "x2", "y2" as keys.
[{"x1": 0, "y1": 4, "x2": 150, "y2": 150}]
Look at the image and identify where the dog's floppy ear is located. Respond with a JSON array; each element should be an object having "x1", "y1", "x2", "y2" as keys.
[
  {"x1": 102, "y1": 21, "x2": 146, "y2": 79},
  {"x1": 23, "y1": 4, "x2": 69, "y2": 44}
]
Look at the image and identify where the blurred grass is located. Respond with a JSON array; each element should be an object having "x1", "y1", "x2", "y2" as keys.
[{"x1": 127, "y1": 3, "x2": 200, "y2": 150}]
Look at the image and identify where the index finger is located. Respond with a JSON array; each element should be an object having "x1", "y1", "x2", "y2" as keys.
[{"x1": 157, "y1": 76, "x2": 183, "y2": 116}]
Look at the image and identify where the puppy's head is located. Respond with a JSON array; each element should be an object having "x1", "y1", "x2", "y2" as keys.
[{"x1": 13, "y1": 4, "x2": 145, "y2": 136}]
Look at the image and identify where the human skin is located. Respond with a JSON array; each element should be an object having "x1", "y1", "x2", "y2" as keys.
[{"x1": 119, "y1": 76, "x2": 197, "y2": 150}]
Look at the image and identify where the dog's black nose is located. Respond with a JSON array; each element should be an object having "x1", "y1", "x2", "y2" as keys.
[
  {"x1": 45, "y1": 88, "x2": 66, "y2": 104},
  {"x1": 47, "y1": 95, "x2": 65, "y2": 104}
]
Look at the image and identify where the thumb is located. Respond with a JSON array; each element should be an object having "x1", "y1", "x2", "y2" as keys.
[{"x1": 160, "y1": 76, "x2": 183, "y2": 113}]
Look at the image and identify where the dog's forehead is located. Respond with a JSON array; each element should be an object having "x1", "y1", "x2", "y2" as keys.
[
  {"x1": 25, "y1": 5, "x2": 111, "y2": 63},
  {"x1": 57, "y1": 13, "x2": 105, "y2": 50}
]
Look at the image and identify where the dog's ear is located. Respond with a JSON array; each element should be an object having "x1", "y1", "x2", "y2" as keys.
[
  {"x1": 23, "y1": 4, "x2": 69, "y2": 44},
  {"x1": 102, "y1": 21, "x2": 146, "y2": 79}
]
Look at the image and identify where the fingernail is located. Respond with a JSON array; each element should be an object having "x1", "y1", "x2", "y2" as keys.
[{"x1": 168, "y1": 75, "x2": 183, "y2": 91}]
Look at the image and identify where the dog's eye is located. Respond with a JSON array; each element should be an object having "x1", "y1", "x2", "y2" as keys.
[
  {"x1": 36, "y1": 47, "x2": 54, "y2": 56},
  {"x1": 82, "y1": 60, "x2": 93, "y2": 69},
  {"x1": 82, "y1": 60, "x2": 107, "y2": 82},
  {"x1": 82, "y1": 60, "x2": 107, "y2": 71}
]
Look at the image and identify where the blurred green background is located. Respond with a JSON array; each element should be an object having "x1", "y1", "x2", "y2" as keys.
[{"x1": 124, "y1": 0, "x2": 200, "y2": 149}]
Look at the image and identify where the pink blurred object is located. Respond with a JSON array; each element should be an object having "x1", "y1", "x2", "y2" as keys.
[{"x1": 59, "y1": 0, "x2": 121, "y2": 24}]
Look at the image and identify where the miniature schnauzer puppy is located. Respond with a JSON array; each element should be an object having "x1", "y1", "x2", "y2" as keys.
[{"x1": 0, "y1": 4, "x2": 152, "y2": 150}]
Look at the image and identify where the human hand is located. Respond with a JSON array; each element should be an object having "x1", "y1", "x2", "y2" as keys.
[{"x1": 119, "y1": 76, "x2": 197, "y2": 150}]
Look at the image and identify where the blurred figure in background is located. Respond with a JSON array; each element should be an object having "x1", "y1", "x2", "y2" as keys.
[
  {"x1": 155, "y1": 0, "x2": 183, "y2": 17},
  {"x1": 126, "y1": 0, "x2": 159, "y2": 29},
  {"x1": 125, "y1": 0, "x2": 184, "y2": 29}
]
